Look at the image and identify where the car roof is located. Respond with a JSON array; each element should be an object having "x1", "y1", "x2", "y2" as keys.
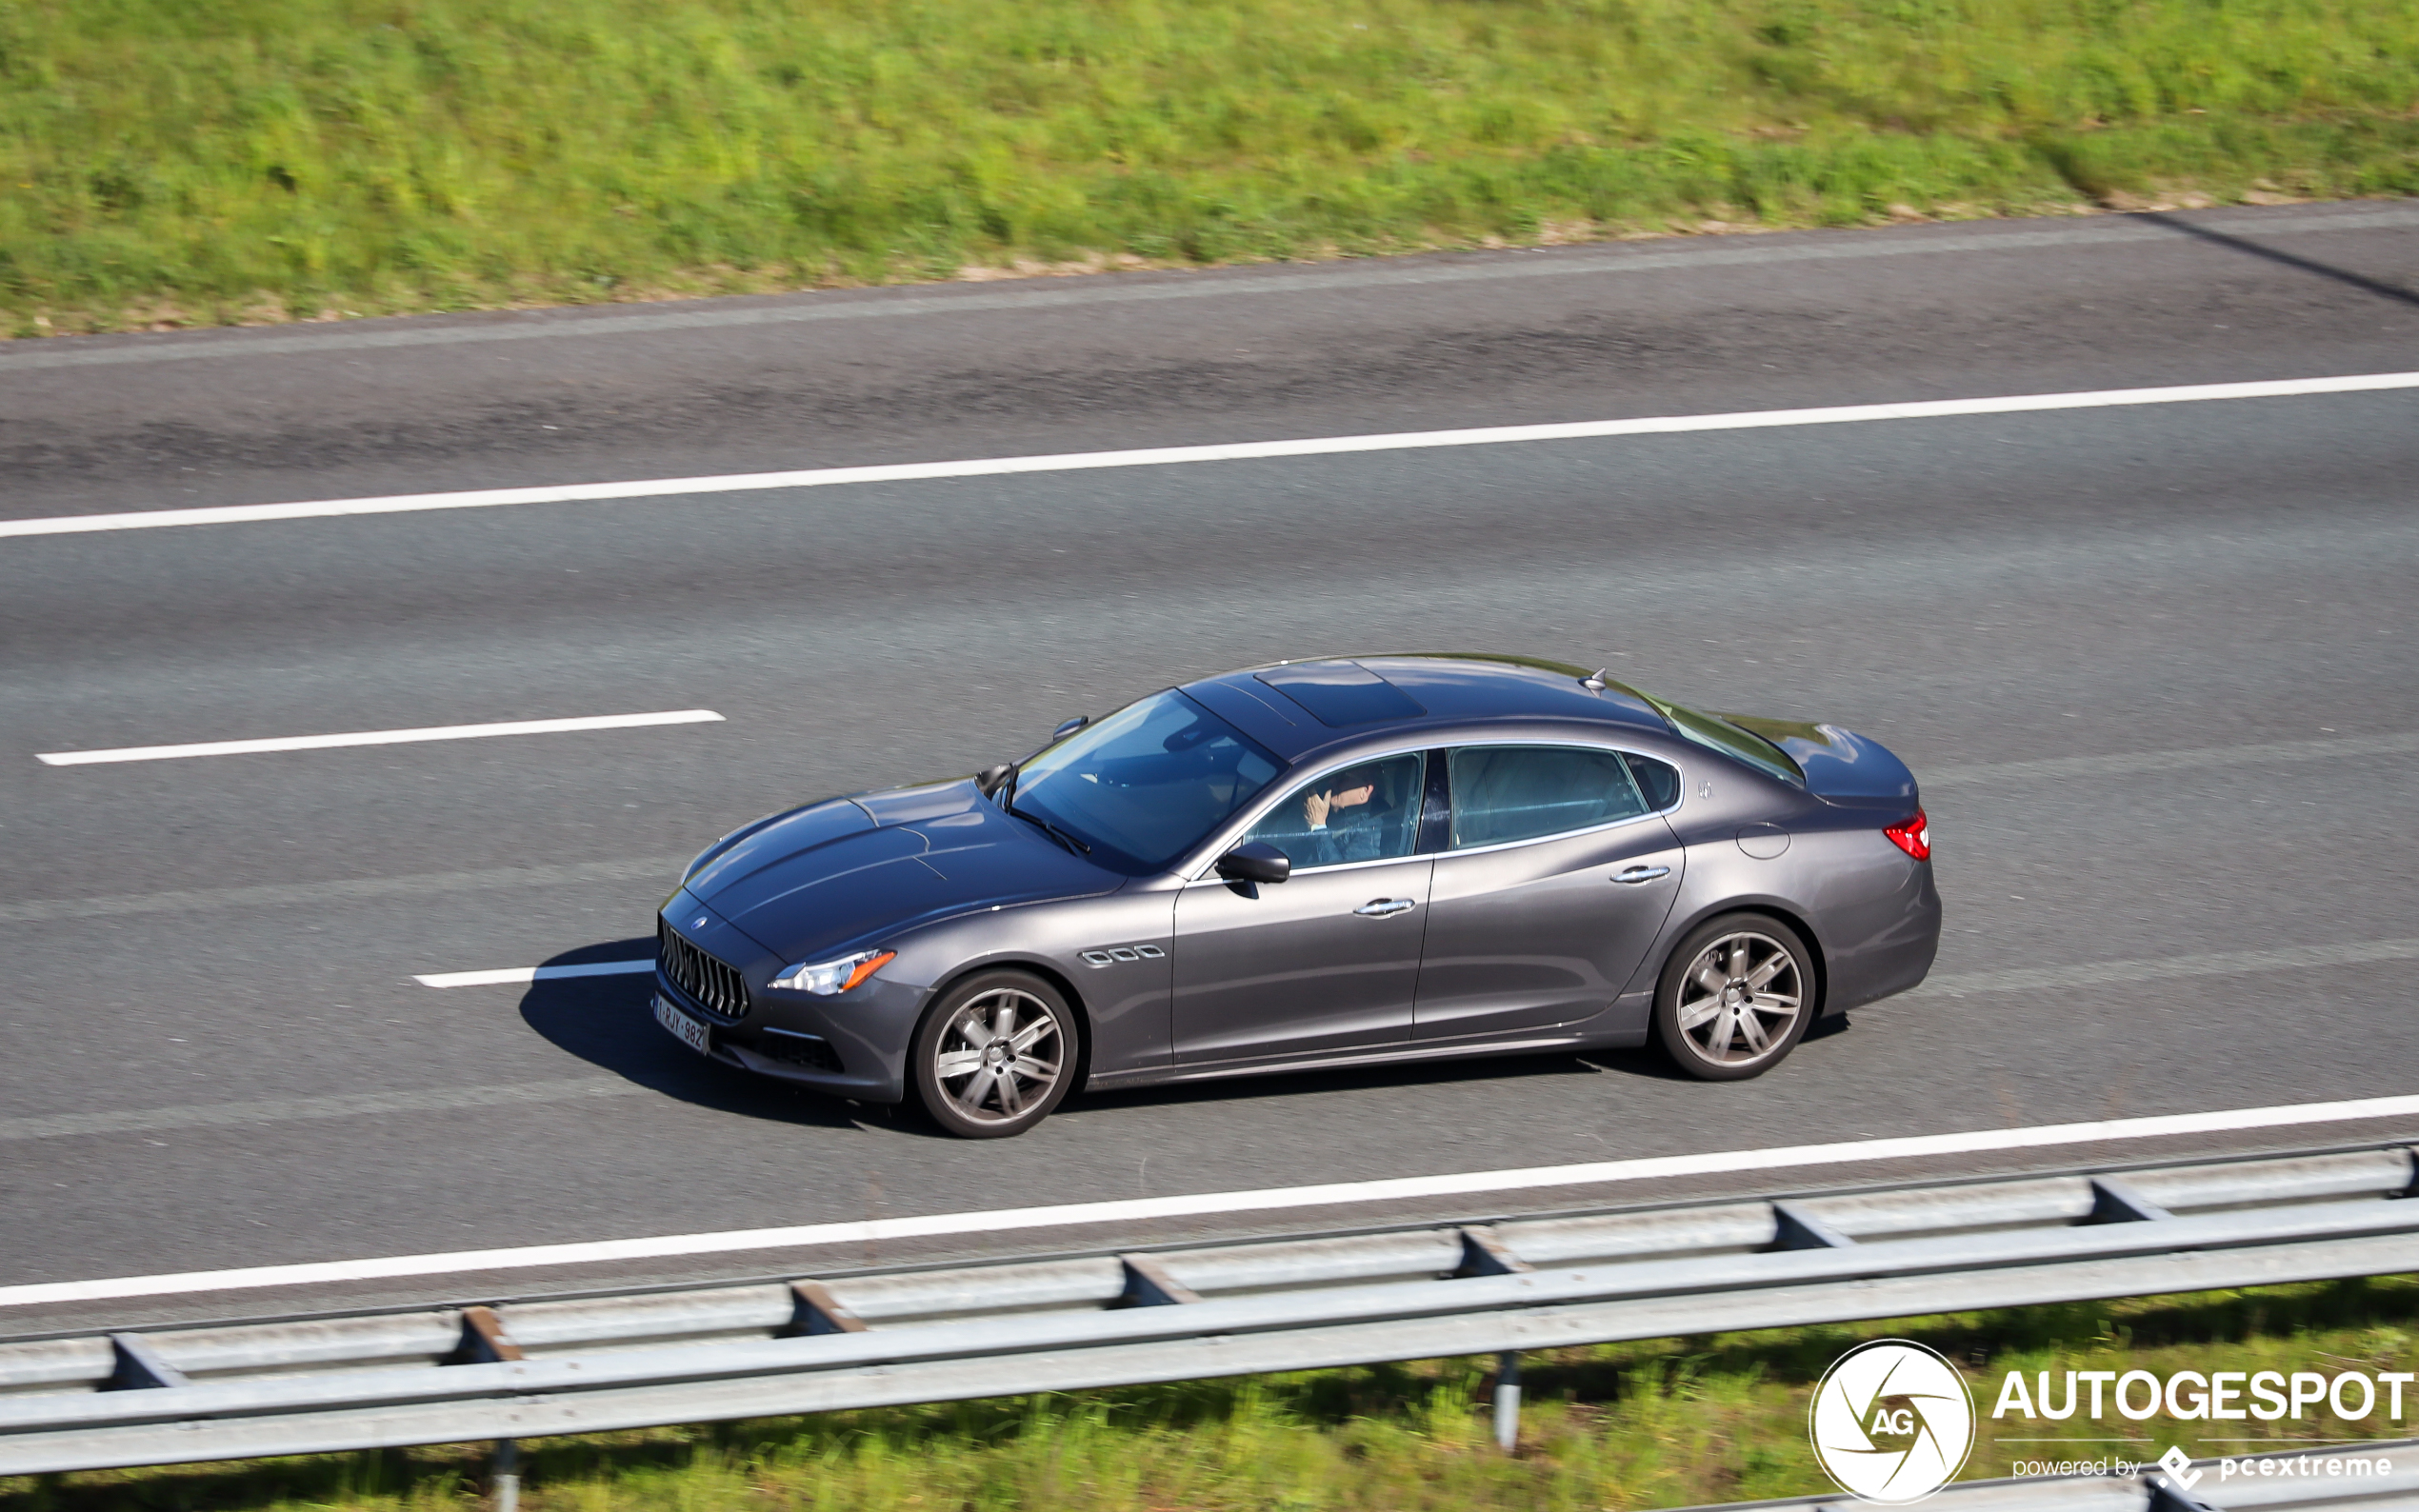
[{"x1": 1178, "y1": 652, "x2": 1669, "y2": 763}]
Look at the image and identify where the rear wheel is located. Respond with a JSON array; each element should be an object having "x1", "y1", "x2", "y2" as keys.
[
  {"x1": 910, "y1": 971, "x2": 1077, "y2": 1138},
  {"x1": 1652, "y1": 913, "x2": 1815, "y2": 1081}
]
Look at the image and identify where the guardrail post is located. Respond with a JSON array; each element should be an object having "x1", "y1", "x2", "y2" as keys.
[
  {"x1": 1116, "y1": 1254, "x2": 1203, "y2": 1307},
  {"x1": 2089, "y1": 1177, "x2": 2175, "y2": 1224},
  {"x1": 450, "y1": 1306, "x2": 526, "y2": 1364},
  {"x1": 1769, "y1": 1202, "x2": 1858, "y2": 1250},
  {"x1": 1493, "y1": 1351, "x2": 1522, "y2": 1452},
  {"x1": 490, "y1": 1438, "x2": 520, "y2": 1512},
  {"x1": 788, "y1": 1280, "x2": 870, "y2": 1335},
  {"x1": 102, "y1": 1334, "x2": 191, "y2": 1391},
  {"x1": 1456, "y1": 1227, "x2": 1534, "y2": 1277}
]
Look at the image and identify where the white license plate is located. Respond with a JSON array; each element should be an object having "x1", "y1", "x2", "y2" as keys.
[{"x1": 654, "y1": 995, "x2": 714, "y2": 1056}]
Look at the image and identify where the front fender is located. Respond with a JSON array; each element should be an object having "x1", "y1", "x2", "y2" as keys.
[{"x1": 882, "y1": 887, "x2": 1180, "y2": 1084}]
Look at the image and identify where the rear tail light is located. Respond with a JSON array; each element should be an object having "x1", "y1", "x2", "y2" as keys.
[{"x1": 1884, "y1": 808, "x2": 1931, "y2": 861}]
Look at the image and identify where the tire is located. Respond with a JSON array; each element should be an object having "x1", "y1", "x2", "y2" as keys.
[
  {"x1": 910, "y1": 970, "x2": 1079, "y2": 1138},
  {"x1": 1652, "y1": 913, "x2": 1817, "y2": 1082}
]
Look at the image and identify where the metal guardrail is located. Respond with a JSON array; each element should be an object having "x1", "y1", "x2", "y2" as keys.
[
  {"x1": 4, "y1": 1145, "x2": 2417, "y2": 1482},
  {"x1": 1689, "y1": 1440, "x2": 2419, "y2": 1512}
]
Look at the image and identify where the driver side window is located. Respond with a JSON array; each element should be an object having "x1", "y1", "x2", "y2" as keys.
[{"x1": 1244, "y1": 752, "x2": 1426, "y2": 870}]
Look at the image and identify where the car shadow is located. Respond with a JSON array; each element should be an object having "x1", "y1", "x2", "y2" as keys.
[
  {"x1": 1069, "y1": 1046, "x2": 1619, "y2": 1117},
  {"x1": 515, "y1": 938, "x2": 865, "y2": 1132},
  {"x1": 1070, "y1": 1011, "x2": 1856, "y2": 1113},
  {"x1": 517, "y1": 938, "x2": 1857, "y2": 1133}
]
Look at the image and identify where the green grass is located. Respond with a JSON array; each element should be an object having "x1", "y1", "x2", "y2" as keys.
[
  {"x1": 14, "y1": 1277, "x2": 2419, "y2": 1511},
  {"x1": 3, "y1": 0, "x2": 2417, "y2": 334}
]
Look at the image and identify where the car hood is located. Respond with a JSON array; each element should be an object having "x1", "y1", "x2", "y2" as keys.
[
  {"x1": 678, "y1": 779, "x2": 1121, "y2": 961},
  {"x1": 1717, "y1": 714, "x2": 1920, "y2": 811}
]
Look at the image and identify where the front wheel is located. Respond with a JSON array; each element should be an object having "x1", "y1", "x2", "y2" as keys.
[
  {"x1": 910, "y1": 971, "x2": 1078, "y2": 1138},
  {"x1": 1652, "y1": 914, "x2": 1816, "y2": 1081}
]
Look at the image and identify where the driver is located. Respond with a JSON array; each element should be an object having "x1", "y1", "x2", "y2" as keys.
[{"x1": 1298, "y1": 763, "x2": 1394, "y2": 865}]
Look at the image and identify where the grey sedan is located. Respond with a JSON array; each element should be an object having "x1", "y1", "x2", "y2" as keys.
[{"x1": 654, "y1": 654, "x2": 1940, "y2": 1137}]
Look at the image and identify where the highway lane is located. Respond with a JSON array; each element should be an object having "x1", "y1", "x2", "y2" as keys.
[
  {"x1": 2, "y1": 202, "x2": 2416, "y2": 1333},
  {"x1": 5, "y1": 201, "x2": 2418, "y2": 519}
]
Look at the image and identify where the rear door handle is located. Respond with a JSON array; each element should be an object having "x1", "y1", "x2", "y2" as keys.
[
  {"x1": 1611, "y1": 865, "x2": 1671, "y2": 885},
  {"x1": 1354, "y1": 898, "x2": 1416, "y2": 917}
]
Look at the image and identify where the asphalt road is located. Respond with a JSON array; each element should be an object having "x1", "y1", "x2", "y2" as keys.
[{"x1": 3, "y1": 202, "x2": 2416, "y2": 1336}]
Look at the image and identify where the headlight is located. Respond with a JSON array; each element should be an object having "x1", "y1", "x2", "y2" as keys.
[{"x1": 770, "y1": 948, "x2": 896, "y2": 996}]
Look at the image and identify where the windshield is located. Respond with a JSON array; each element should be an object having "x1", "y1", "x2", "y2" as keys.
[
  {"x1": 1011, "y1": 691, "x2": 1285, "y2": 874},
  {"x1": 1633, "y1": 688, "x2": 1805, "y2": 786}
]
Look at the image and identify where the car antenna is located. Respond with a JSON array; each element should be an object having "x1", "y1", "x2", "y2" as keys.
[{"x1": 1580, "y1": 668, "x2": 1609, "y2": 691}]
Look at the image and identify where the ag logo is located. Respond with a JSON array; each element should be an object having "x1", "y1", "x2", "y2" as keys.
[{"x1": 1809, "y1": 1340, "x2": 1975, "y2": 1503}]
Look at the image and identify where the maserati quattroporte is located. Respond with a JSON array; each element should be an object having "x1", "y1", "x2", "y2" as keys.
[{"x1": 654, "y1": 654, "x2": 1939, "y2": 1136}]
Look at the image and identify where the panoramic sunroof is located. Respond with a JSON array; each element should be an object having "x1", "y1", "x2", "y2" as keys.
[{"x1": 1253, "y1": 661, "x2": 1427, "y2": 727}]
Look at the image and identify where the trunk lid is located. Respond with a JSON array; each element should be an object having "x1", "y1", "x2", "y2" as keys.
[{"x1": 1716, "y1": 713, "x2": 1921, "y2": 812}]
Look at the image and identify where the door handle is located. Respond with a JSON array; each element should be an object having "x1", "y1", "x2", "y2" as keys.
[
  {"x1": 1353, "y1": 898, "x2": 1416, "y2": 917},
  {"x1": 1611, "y1": 865, "x2": 1671, "y2": 885}
]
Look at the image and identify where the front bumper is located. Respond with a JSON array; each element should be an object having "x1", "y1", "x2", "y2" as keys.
[{"x1": 654, "y1": 967, "x2": 921, "y2": 1104}]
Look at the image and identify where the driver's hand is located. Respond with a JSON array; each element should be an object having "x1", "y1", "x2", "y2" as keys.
[{"x1": 1303, "y1": 789, "x2": 1331, "y2": 828}]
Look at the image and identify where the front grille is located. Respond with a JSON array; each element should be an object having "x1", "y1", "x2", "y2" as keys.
[{"x1": 659, "y1": 919, "x2": 750, "y2": 1020}]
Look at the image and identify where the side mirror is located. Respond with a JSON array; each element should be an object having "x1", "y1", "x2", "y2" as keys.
[
  {"x1": 1050, "y1": 715, "x2": 1090, "y2": 742},
  {"x1": 1215, "y1": 841, "x2": 1290, "y2": 885},
  {"x1": 973, "y1": 764, "x2": 1015, "y2": 798}
]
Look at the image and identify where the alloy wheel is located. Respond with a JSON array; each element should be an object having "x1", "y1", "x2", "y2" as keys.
[
  {"x1": 1671, "y1": 929, "x2": 1804, "y2": 1067},
  {"x1": 930, "y1": 987, "x2": 1066, "y2": 1124}
]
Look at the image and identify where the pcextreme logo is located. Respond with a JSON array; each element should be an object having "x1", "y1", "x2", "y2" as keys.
[{"x1": 1809, "y1": 1340, "x2": 1978, "y2": 1503}]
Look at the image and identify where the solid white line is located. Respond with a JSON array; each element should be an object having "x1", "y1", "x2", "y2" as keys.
[
  {"x1": 35, "y1": 710, "x2": 724, "y2": 766},
  {"x1": 414, "y1": 961, "x2": 653, "y2": 988},
  {"x1": 10, "y1": 1091, "x2": 2419, "y2": 1308},
  {"x1": 6, "y1": 370, "x2": 2417, "y2": 540}
]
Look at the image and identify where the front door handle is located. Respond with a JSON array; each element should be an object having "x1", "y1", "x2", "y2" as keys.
[
  {"x1": 1611, "y1": 865, "x2": 1671, "y2": 885},
  {"x1": 1354, "y1": 898, "x2": 1416, "y2": 917}
]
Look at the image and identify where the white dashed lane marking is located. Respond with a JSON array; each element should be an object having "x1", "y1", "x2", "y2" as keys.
[{"x1": 414, "y1": 961, "x2": 652, "y2": 989}]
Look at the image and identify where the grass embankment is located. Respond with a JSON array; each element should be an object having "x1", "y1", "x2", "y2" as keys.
[
  {"x1": 5, "y1": 0, "x2": 2418, "y2": 335},
  {"x1": 12, "y1": 1278, "x2": 2419, "y2": 1512}
]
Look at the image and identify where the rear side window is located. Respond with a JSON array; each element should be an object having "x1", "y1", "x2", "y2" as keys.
[
  {"x1": 1623, "y1": 752, "x2": 1682, "y2": 810},
  {"x1": 1449, "y1": 746, "x2": 1647, "y2": 848}
]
